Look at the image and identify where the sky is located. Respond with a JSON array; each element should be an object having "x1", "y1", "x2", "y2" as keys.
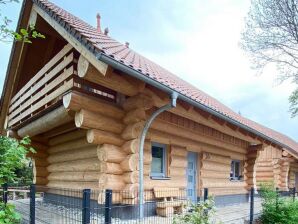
[{"x1": 0, "y1": 0, "x2": 297, "y2": 140}]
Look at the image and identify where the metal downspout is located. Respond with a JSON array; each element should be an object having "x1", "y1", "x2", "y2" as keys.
[{"x1": 138, "y1": 92, "x2": 178, "y2": 219}]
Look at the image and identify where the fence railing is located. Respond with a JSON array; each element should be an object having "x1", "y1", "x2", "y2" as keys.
[{"x1": 2, "y1": 184, "x2": 296, "y2": 224}]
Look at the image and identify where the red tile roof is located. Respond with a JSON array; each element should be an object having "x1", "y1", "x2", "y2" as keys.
[{"x1": 34, "y1": 0, "x2": 298, "y2": 153}]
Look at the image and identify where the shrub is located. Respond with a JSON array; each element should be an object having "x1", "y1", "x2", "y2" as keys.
[
  {"x1": 0, "y1": 202, "x2": 21, "y2": 224},
  {"x1": 259, "y1": 184, "x2": 298, "y2": 224},
  {"x1": 173, "y1": 197, "x2": 218, "y2": 224}
]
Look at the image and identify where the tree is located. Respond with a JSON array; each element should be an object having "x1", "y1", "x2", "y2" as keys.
[
  {"x1": 0, "y1": 136, "x2": 34, "y2": 185},
  {"x1": 241, "y1": 0, "x2": 298, "y2": 117},
  {"x1": 0, "y1": 0, "x2": 45, "y2": 43}
]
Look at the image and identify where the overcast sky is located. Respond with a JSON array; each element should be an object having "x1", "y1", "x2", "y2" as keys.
[{"x1": 1, "y1": 0, "x2": 297, "y2": 140}]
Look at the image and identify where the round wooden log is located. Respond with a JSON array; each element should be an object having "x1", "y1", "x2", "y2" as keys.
[
  {"x1": 78, "y1": 55, "x2": 138, "y2": 96},
  {"x1": 201, "y1": 160, "x2": 230, "y2": 172},
  {"x1": 98, "y1": 174, "x2": 126, "y2": 190},
  {"x1": 143, "y1": 151, "x2": 152, "y2": 165},
  {"x1": 28, "y1": 149, "x2": 48, "y2": 159},
  {"x1": 78, "y1": 54, "x2": 103, "y2": 77},
  {"x1": 123, "y1": 108, "x2": 146, "y2": 124},
  {"x1": 98, "y1": 191, "x2": 123, "y2": 204},
  {"x1": 121, "y1": 122, "x2": 144, "y2": 140},
  {"x1": 33, "y1": 158, "x2": 49, "y2": 167},
  {"x1": 34, "y1": 177, "x2": 48, "y2": 185},
  {"x1": 47, "y1": 158, "x2": 104, "y2": 172},
  {"x1": 148, "y1": 129, "x2": 246, "y2": 160},
  {"x1": 63, "y1": 91, "x2": 125, "y2": 120},
  {"x1": 200, "y1": 170, "x2": 229, "y2": 179},
  {"x1": 75, "y1": 109, "x2": 124, "y2": 134},
  {"x1": 120, "y1": 154, "x2": 138, "y2": 171},
  {"x1": 256, "y1": 177, "x2": 275, "y2": 182},
  {"x1": 47, "y1": 146, "x2": 97, "y2": 164},
  {"x1": 123, "y1": 171, "x2": 138, "y2": 184},
  {"x1": 97, "y1": 144, "x2": 127, "y2": 163},
  {"x1": 103, "y1": 162, "x2": 123, "y2": 175},
  {"x1": 202, "y1": 152, "x2": 231, "y2": 165},
  {"x1": 48, "y1": 171, "x2": 101, "y2": 182},
  {"x1": 201, "y1": 178, "x2": 246, "y2": 188},
  {"x1": 170, "y1": 155, "x2": 187, "y2": 168},
  {"x1": 122, "y1": 94, "x2": 153, "y2": 111},
  {"x1": 256, "y1": 166, "x2": 274, "y2": 172},
  {"x1": 48, "y1": 137, "x2": 90, "y2": 154},
  {"x1": 122, "y1": 184, "x2": 139, "y2": 198},
  {"x1": 34, "y1": 166, "x2": 49, "y2": 177},
  {"x1": 170, "y1": 146, "x2": 187, "y2": 157},
  {"x1": 122, "y1": 139, "x2": 139, "y2": 154},
  {"x1": 17, "y1": 106, "x2": 73, "y2": 137},
  {"x1": 169, "y1": 167, "x2": 186, "y2": 177},
  {"x1": 143, "y1": 176, "x2": 186, "y2": 190},
  {"x1": 282, "y1": 150, "x2": 289, "y2": 157},
  {"x1": 208, "y1": 188, "x2": 248, "y2": 196},
  {"x1": 144, "y1": 164, "x2": 151, "y2": 176},
  {"x1": 256, "y1": 172, "x2": 274, "y2": 178},
  {"x1": 151, "y1": 119, "x2": 247, "y2": 154},
  {"x1": 49, "y1": 130, "x2": 87, "y2": 146},
  {"x1": 87, "y1": 129, "x2": 124, "y2": 146},
  {"x1": 30, "y1": 142, "x2": 48, "y2": 152},
  {"x1": 47, "y1": 180, "x2": 99, "y2": 189}
]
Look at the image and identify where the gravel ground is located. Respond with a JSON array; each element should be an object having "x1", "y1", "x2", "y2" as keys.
[{"x1": 12, "y1": 198, "x2": 262, "y2": 224}]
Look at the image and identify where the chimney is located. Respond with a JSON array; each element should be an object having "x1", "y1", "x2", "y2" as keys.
[
  {"x1": 104, "y1": 27, "x2": 109, "y2": 36},
  {"x1": 125, "y1": 42, "x2": 130, "y2": 48},
  {"x1": 96, "y1": 13, "x2": 101, "y2": 33}
]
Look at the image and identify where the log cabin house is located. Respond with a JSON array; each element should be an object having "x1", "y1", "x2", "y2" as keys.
[{"x1": 1, "y1": 0, "x2": 298, "y2": 215}]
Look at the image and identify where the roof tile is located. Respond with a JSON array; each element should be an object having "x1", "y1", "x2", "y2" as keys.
[{"x1": 35, "y1": 0, "x2": 298, "y2": 153}]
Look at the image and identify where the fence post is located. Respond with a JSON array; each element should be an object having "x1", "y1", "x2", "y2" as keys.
[
  {"x1": 293, "y1": 187, "x2": 296, "y2": 202},
  {"x1": 82, "y1": 189, "x2": 91, "y2": 224},
  {"x1": 203, "y1": 188, "x2": 208, "y2": 201},
  {"x1": 2, "y1": 183, "x2": 8, "y2": 205},
  {"x1": 30, "y1": 184, "x2": 36, "y2": 224},
  {"x1": 249, "y1": 187, "x2": 254, "y2": 224},
  {"x1": 105, "y1": 189, "x2": 112, "y2": 224}
]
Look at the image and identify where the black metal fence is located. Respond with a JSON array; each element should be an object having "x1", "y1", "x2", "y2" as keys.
[{"x1": 1, "y1": 184, "x2": 296, "y2": 224}]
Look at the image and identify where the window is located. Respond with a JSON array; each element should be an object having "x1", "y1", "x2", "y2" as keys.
[
  {"x1": 230, "y1": 160, "x2": 242, "y2": 180},
  {"x1": 151, "y1": 143, "x2": 167, "y2": 177}
]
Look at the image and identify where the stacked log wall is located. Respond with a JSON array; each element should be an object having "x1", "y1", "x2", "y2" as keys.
[
  {"x1": 29, "y1": 142, "x2": 49, "y2": 185},
  {"x1": 288, "y1": 162, "x2": 298, "y2": 188},
  {"x1": 255, "y1": 146, "x2": 283, "y2": 188},
  {"x1": 200, "y1": 152, "x2": 247, "y2": 196},
  {"x1": 120, "y1": 93, "x2": 153, "y2": 203}
]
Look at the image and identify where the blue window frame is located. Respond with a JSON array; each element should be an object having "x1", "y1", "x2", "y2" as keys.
[{"x1": 151, "y1": 142, "x2": 167, "y2": 177}]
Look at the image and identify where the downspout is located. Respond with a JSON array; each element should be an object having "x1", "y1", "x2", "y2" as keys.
[{"x1": 138, "y1": 92, "x2": 178, "y2": 219}]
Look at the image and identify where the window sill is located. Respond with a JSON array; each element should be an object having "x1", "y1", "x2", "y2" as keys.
[
  {"x1": 150, "y1": 176, "x2": 171, "y2": 180},
  {"x1": 230, "y1": 179, "x2": 244, "y2": 182}
]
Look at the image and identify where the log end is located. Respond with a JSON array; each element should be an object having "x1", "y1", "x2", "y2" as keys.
[
  {"x1": 87, "y1": 129, "x2": 95, "y2": 143},
  {"x1": 63, "y1": 92, "x2": 72, "y2": 109},
  {"x1": 75, "y1": 111, "x2": 84, "y2": 128},
  {"x1": 78, "y1": 55, "x2": 89, "y2": 78}
]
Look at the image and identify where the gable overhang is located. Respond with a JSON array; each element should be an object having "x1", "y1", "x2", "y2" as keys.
[
  {"x1": 1, "y1": 0, "x2": 297, "y2": 158},
  {"x1": 0, "y1": 0, "x2": 32, "y2": 135}
]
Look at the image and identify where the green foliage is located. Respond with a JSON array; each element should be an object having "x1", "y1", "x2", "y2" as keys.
[
  {"x1": 0, "y1": 0, "x2": 45, "y2": 42},
  {"x1": 289, "y1": 88, "x2": 298, "y2": 117},
  {"x1": 259, "y1": 183, "x2": 298, "y2": 224},
  {"x1": 173, "y1": 198, "x2": 219, "y2": 224},
  {"x1": 0, "y1": 202, "x2": 21, "y2": 224},
  {"x1": 0, "y1": 136, "x2": 35, "y2": 185}
]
